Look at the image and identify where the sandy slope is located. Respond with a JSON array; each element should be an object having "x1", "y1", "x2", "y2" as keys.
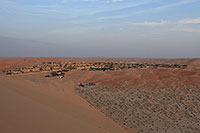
[{"x1": 0, "y1": 74, "x2": 128, "y2": 133}]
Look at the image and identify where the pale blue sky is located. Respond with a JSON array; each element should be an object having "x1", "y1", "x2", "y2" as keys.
[{"x1": 0, "y1": 0, "x2": 200, "y2": 57}]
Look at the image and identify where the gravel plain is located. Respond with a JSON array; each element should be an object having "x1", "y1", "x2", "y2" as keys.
[{"x1": 76, "y1": 84, "x2": 200, "y2": 133}]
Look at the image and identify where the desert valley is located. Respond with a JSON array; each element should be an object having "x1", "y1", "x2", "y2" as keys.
[
  {"x1": 0, "y1": 57, "x2": 200, "y2": 133},
  {"x1": 1, "y1": 0, "x2": 200, "y2": 132}
]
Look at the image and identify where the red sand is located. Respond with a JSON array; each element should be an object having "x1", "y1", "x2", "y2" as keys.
[
  {"x1": 0, "y1": 57, "x2": 199, "y2": 133},
  {"x1": 0, "y1": 73, "x2": 128, "y2": 133}
]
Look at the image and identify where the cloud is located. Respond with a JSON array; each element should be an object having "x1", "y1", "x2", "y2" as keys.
[
  {"x1": 0, "y1": 0, "x2": 17, "y2": 9},
  {"x1": 63, "y1": 0, "x2": 123, "y2": 3},
  {"x1": 125, "y1": 18, "x2": 200, "y2": 33},
  {"x1": 170, "y1": 28, "x2": 200, "y2": 33},
  {"x1": 62, "y1": 0, "x2": 68, "y2": 3},
  {"x1": 87, "y1": 0, "x2": 200, "y2": 22},
  {"x1": 96, "y1": 15, "x2": 125, "y2": 20},
  {"x1": 128, "y1": 20, "x2": 168, "y2": 26},
  {"x1": 172, "y1": 18, "x2": 200, "y2": 33},
  {"x1": 126, "y1": 17, "x2": 200, "y2": 27},
  {"x1": 154, "y1": 0, "x2": 198, "y2": 10},
  {"x1": 177, "y1": 18, "x2": 200, "y2": 24},
  {"x1": 109, "y1": 0, "x2": 123, "y2": 2}
]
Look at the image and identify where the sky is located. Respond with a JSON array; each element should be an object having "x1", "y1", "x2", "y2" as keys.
[{"x1": 0, "y1": 0, "x2": 200, "y2": 57}]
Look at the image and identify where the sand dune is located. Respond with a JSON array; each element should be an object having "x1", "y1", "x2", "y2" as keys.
[{"x1": 0, "y1": 74, "x2": 128, "y2": 133}]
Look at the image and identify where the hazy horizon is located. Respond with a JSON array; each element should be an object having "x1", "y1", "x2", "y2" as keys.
[{"x1": 0, "y1": 0, "x2": 200, "y2": 58}]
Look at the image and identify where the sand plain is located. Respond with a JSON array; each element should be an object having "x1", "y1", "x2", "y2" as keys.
[{"x1": 0, "y1": 57, "x2": 200, "y2": 133}]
